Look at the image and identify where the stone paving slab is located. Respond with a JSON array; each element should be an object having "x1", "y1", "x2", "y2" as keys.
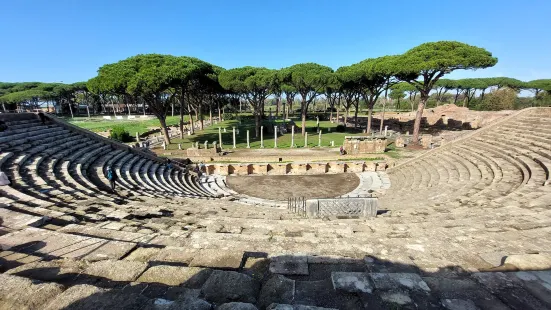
[
  {"x1": 137, "y1": 265, "x2": 212, "y2": 287},
  {"x1": 44, "y1": 284, "x2": 107, "y2": 310},
  {"x1": 82, "y1": 259, "x2": 147, "y2": 282},
  {"x1": 0, "y1": 274, "x2": 65, "y2": 310},
  {"x1": 370, "y1": 272, "x2": 431, "y2": 292},
  {"x1": 0, "y1": 207, "x2": 45, "y2": 229},
  {"x1": 189, "y1": 249, "x2": 244, "y2": 269},
  {"x1": 6, "y1": 259, "x2": 88, "y2": 282},
  {"x1": 331, "y1": 272, "x2": 372, "y2": 293},
  {"x1": 0, "y1": 227, "x2": 136, "y2": 261},
  {"x1": 269, "y1": 255, "x2": 309, "y2": 275}
]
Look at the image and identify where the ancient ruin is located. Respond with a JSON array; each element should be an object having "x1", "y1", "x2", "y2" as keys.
[{"x1": 1, "y1": 107, "x2": 551, "y2": 309}]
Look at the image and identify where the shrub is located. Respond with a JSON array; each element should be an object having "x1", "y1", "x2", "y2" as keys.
[
  {"x1": 335, "y1": 124, "x2": 346, "y2": 132},
  {"x1": 110, "y1": 126, "x2": 132, "y2": 142},
  {"x1": 222, "y1": 113, "x2": 237, "y2": 120}
]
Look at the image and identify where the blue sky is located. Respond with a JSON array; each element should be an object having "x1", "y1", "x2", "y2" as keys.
[{"x1": 1, "y1": 0, "x2": 550, "y2": 83}]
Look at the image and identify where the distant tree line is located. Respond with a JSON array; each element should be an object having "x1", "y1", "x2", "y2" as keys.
[{"x1": 2, "y1": 41, "x2": 549, "y2": 144}]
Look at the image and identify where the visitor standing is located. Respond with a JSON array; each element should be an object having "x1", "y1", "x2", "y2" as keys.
[{"x1": 106, "y1": 166, "x2": 117, "y2": 191}]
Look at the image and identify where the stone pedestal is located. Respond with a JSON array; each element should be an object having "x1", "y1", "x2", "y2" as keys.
[
  {"x1": 178, "y1": 143, "x2": 182, "y2": 150},
  {"x1": 274, "y1": 126, "x2": 278, "y2": 148},
  {"x1": 291, "y1": 126, "x2": 295, "y2": 148},
  {"x1": 204, "y1": 141, "x2": 208, "y2": 149},
  {"x1": 260, "y1": 126, "x2": 264, "y2": 148},
  {"x1": 232, "y1": 127, "x2": 236, "y2": 148},
  {"x1": 318, "y1": 130, "x2": 322, "y2": 147}
]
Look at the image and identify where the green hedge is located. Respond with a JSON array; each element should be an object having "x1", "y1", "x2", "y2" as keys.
[{"x1": 110, "y1": 125, "x2": 132, "y2": 142}]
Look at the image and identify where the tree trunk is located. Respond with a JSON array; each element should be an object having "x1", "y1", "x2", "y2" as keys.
[
  {"x1": 300, "y1": 97, "x2": 307, "y2": 136},
  {"x1": 159, "y1": 116, "x2": 171, "y2": 145},
  {"x1": 209, "y1": 105, "x2": 213, "y2": 124},
  {"x1": 218, "y1": 102, "x2": 221, "y2": 121},
  {"x1": 379, "y1": 102, "x2": 386, "y2": 134},
  {"x1": 179, "y1": 96, "x2": 185, "y2": 139},
  {"x1": 254, "y1": 109, "x2": 261, "y2": 138},
  {"x1": 188, "y1": 102, "x2": 195, "y2": 135},
  {"x1": 86, "y1": 105, "x2": 91, "y2": 118},
  {"x1": 412, "y1": 94, "x2": 428, "y2": 144},
  {"x1": 454, "y1": 90, "x2": 460, "y2": 105},
  {"x1": 68, "y1": 103, "x2": 74, "y2": 118},
  {"x1": 275, "y1": 96, "x2": 280, "y2": 117},
  {"x1": 344, "y1": 108, "x2": 349, "y2": 126},
  {"x1": 199, "y1": 103, "x2": 204, "y2": 131},
  {"x1": 366, "y1": 101, "x2": 374, "y2": 134},
  {"x1": 171, "y1": 102, "x2": 174, "y2": 117},
  {"x1": 354, "y1": 106, "x2": 359, "y2": 129}
]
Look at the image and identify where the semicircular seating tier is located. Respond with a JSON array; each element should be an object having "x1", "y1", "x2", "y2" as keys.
[
  {"x1": 380, "y1": 107, "x2": 551, "y2": 215},
  {"x1": 0, "y1": 113, "x2": 221, "y2": 211}
]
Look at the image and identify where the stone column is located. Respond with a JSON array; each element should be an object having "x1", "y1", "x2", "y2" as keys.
[
  {"x1": 260, "y1": 126, "x2": 264, "y2": 148},
  {"x1": 204, "y1": 141, "x2": 208, "y2": 149},
  {"x1": 213, "y1": 141, "x2": 217, "y2": 151},
  {"x1": 162, "y1": 142, "x2": 166, "y2": 150},
  {"x1": 178, "y1": 143, "x2": 182, "y2": 150},
  {"x1": 384, "y1": 125, "x2": 388, "y2": 137},
  {"x1": 195, "y1": 141, "x2": 199, "y2": 149},
  {"x1": 291, "y1": 125, "x2": 295, "y2": 148},
  {"x1": 331, "y1": 141, "x2": 334, "y2": 147},
  {"x1": 274, "y1": 126, "x2": 278, "y2": 148},
  {"x1": 246, "y1": 130, "x2": 250, "y2": 148},
  {"x1": 304, "y1": 133, "x2": 308, "y2": 148},
  {"x1": 232, "y1": 127, "x2": 237, "y2": 148},
  {"x1": 136, "y1": 132, "x2": 140, "y2": 142},
  {"x1": 318, "y1": 130, "x2": 322, "y2": 147},
  {"x1": 218, "y1": 127, "x2": 223, "y2": 148}
]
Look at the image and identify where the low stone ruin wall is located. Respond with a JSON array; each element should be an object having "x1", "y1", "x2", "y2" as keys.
[{"x1": 203, "y1": 161, "x2": 387, "y2": 176}]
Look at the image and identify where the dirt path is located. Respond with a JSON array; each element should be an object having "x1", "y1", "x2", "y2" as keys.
[{"x1": 226, "y1": 173, "x2": 360, "y2": 200}]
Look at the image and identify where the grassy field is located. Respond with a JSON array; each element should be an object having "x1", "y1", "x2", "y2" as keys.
[
  {"x1": 67, "y1": 113, "x2": 399, "y2": 157},
  {"x1": 66, "y1": 115, "x2": 189, "y2": 136},
  {"x1": 167, "y1": 118, "x2": 377, "y2": 150}
]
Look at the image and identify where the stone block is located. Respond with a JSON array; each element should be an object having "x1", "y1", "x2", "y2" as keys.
[
  {"x1": 201, "y1": 270, "x2": 261, "y2": 304},
  {"x1": 504, "y1": 254, "x2": 551, "y2": 270},
  {"x1": 44, "y1": 284, "x2": 106, "y2": 310},
  {"x1": 189, "y1": 249, "x2": 244, "y2": 269},
  {"x1": 269, "y1": 255, "x2": 309, "y2": 275},
  {"x1": 82, "y1": 260, "x2": 148, "y2": 282},
  {"x1": 370, "y1": 273, "x2": 431, "y2": 292},
  {"x1": 217, "y1": 302, "x2": 258, "y2": 310},
  {"x1": 137, "y1": 266, "x2": 212, "y2": 286},
  {"x1": 258, "y1": 275, "x2": 295, "y2": 309},
  {"x1": 0, "y1": 274, "x2": 64, "y2": 310},
  {"x1": 331, "y1": 272, "x2": 372, "y2": 293}
]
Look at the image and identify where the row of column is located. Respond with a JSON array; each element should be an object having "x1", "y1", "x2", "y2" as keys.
[{"x1": 216, "y1": 125, "x2": 332, "y2": 149}]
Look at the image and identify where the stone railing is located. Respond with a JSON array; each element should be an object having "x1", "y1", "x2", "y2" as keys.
[
  {"x1": 203, "y1": 160, "x2": 387, "y2": 176},
  {"x1": 305, "y1": 197, "x2": 378, "y2": 218}
]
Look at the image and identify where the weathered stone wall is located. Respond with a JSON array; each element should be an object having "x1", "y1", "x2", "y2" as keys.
[
  {"x1": 343, "y1": 138, "x2": 387, "y2": 154},
  {"x1": 206, "y1": 161, "x2": 385, "y2": 176}
]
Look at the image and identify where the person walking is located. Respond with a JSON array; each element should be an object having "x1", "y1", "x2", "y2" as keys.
[{"x1": 106, "y1": 166, "x2": 117, "y2": 191}]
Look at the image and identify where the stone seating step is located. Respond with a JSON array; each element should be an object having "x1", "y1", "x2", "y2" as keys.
[
  {"x1": 0, "y1": 206, "x2": 47, "y2": 229},
  {"x1": 0, "y1": 227, "x2": 136, "y2": 261}
]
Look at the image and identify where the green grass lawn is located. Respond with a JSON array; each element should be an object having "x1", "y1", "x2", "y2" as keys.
[
  {"x1": 66, "y1": 115, "x2": 189, "y2": 137},
  {"x1": 167, "y1": 118, "x2": 371, "y2": 150},
  {"x1": 67, "y1": 113, "x2": 399, "y2": 154}
]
